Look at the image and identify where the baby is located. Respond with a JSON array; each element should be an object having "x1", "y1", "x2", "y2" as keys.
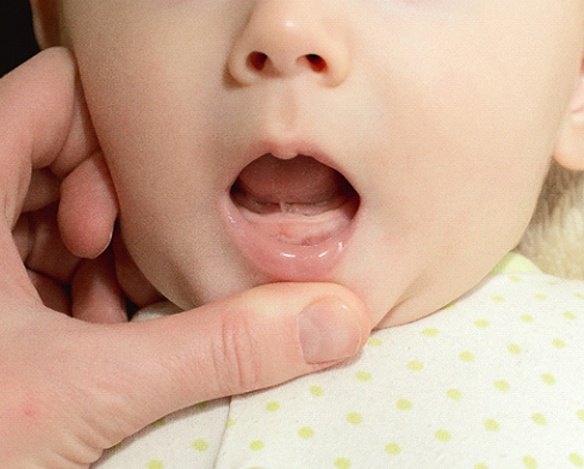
[
  {"x1": 26, "y1": 0, "x2": 584, "y2": 467},
  {"x1": 32, "y1": 0, "x2": 584, "y2": 324}
]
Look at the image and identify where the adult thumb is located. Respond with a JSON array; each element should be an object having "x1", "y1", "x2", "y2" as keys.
[{"x1": 84, "y1": 282, "x2": 370, "y2": 447}]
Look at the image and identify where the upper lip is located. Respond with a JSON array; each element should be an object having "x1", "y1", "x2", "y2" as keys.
[{"x1": 227, "y1": 137, "x2": 353, "y2": 193}]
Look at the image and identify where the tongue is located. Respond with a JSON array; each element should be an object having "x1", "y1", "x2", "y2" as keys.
[{"x1": 233, "y1": 154, "x2": 350, "y2": 214}]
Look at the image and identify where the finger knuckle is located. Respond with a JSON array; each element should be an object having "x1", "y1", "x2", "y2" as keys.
[{"x1": 213, "y1": 312, "x2": 262, "y2": 396}]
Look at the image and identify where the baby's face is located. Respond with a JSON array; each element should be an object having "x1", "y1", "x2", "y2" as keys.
[{"x1": 58, "y1": 0, "x2": 583, "y2": 327}]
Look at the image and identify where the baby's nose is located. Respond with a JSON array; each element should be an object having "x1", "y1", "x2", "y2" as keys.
[{"x1": 228, "y1": 0, "x2": 351, "y2": 87}]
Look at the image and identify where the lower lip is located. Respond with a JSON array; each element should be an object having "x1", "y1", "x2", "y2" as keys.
[{"x1": 221, "y1": 195, "x2": 356, "y2": 282}]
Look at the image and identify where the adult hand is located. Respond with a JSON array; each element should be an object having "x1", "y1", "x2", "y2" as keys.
[
  {"x1": 0, "y1": 48, "x2": 371, "y2": 468},
  {"x1": 9, "y1": 44, "x2": 160, "y2": 322}
]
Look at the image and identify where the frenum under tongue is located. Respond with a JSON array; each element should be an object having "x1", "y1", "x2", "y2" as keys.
[{"x1": 231, "y1": 154, "x2": 355, "y2": 216}]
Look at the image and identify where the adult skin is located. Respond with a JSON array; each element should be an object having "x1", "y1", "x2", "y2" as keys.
[{"x1": 0, "y1": 48, "x2": 370, "y2": 468}]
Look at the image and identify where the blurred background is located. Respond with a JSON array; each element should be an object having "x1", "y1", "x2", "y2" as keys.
[{"x1": 1, "y1": 0, "x2": 40, "y2": 76}]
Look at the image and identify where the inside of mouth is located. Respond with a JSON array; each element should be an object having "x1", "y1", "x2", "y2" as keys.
[{"x1": 230, "y1": 154, "x2": 360, "y2": 246}]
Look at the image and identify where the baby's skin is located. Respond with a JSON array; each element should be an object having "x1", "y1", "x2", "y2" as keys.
[{"x1": 33, "y1": 0, "x2": 584, "y2": 328}]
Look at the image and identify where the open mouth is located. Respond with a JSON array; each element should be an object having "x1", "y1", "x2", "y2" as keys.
[
  {"x1": 223, "y1": 153, "x2": 360, "y2": 281},
  {"x1": 230, "y1": 154, "x2": 360, "y2": 246}
]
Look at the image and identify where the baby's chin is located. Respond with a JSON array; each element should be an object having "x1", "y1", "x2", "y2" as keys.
[
  {"x1": 152, "y1": 247, "x2": 387, "y2": 329},
  {"x1": 144, "y1": 231, "x2": 496, "y2": 332}
]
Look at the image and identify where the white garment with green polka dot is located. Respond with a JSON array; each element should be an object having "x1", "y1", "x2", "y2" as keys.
[{"x1": 93, "y1": 258, "x2": 584, "y2": 469}]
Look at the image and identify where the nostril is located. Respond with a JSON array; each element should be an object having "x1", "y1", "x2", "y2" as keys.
[
  {"x1": 246, "y1": 51, "x2": 328, "y2": 74},
  {"x1": 248, "y1": 51, "x2": 269, "y2": 71},
  {"x1": 305, "y1": 54, "x2": 327, "y2": 73}
]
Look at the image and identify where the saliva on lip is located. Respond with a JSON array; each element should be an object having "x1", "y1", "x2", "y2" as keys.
[{"x1": 278, "y1": 239, "x2": 345, "y2": 259}]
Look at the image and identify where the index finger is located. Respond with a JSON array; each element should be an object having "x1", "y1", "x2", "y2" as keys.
[{"x1": 0, "y1": 47, "x2": 97, "y2": 228}]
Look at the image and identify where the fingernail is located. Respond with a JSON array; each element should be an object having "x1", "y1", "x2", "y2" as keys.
[{"x1": 297, "y1": 298, "x2": 363, "y2": 364}]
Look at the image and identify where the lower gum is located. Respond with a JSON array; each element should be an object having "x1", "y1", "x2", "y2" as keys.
[{"x1": 241, "y1": 204, "x2": 355, "y2": 246}]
